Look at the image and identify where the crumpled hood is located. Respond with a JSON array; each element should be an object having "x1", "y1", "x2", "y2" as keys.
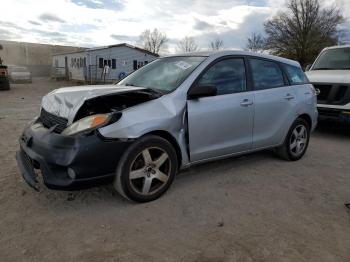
[
  {"x1": 306, "y1": 70, "x2": 350, "y2": 84},
  {"x1": 42, "y1": 84, "x2": 145, "y2": 120}
]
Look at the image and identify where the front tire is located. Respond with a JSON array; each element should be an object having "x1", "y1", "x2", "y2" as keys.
[
  {"x1": 276, "y1": 118, "x2": 310, "y2": 161},
  {"x1": 114, "y1": 135, "x2": 178, "y2": 202}
]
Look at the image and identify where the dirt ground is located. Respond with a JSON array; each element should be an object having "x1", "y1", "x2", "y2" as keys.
[{"x1": 0, "y1": 78, "x2": 350, "y2": 262}]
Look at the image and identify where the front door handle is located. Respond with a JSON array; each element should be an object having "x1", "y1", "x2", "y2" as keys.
[
  {"x1": 284, "y1": 94, "x2": 295, "y2": 100},
  {"x1": 240, "y1": 99, "x2": 253, "y2": 107}
]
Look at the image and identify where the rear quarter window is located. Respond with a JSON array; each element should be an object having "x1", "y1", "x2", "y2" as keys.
[
  {"x1": 249, "y1": 58, "x2": 285, "y2": 90},
  {"x1": 283, "y1": 64, "x2": 309, "y2": 85}
]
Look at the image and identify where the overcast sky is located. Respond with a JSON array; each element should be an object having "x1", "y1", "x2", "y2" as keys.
[{"x1": 0, "y1": 0, "x2": 348, "y2": 53}]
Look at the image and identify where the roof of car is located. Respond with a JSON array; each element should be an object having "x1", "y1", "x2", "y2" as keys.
[
  {"x1": 165, "y1": 50, "x2": 300, "y2": 67},
  {"x1": 323, "y1": 45, "x2": 350, "y2": 50}
]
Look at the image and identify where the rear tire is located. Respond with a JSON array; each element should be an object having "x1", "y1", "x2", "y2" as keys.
[
  {"x1": 276, "y1": 118, "x2": 310, "y2": 161},
  {"x1": 114, "y1": 135, "x2": 178, "y2": 203}
]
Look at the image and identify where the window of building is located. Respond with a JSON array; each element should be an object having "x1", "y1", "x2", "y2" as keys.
[
  {"x1": 197, "y1": 58, "x2": 246, "y2": 95},
  {"x1": 112, "y1": 59, "x2": 116, "y2": 69},
  {"x1": 99, "y1": 58, "x2": 104, "y2": 68},
  {"x1": 138, "y1": 61, "x2": 144, "y2": 69},
  {"x1": 133, "y1": 60, "x2": 138, "y2": 70},
  {"x1": 249, "y1": 58, "x2": 285, "y2": 90},
  {"x1": 107, "y1": 59, "x2": 111, "y2": 67}
]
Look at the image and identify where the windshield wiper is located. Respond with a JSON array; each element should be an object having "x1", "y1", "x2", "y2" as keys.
[
  {"x1": 124, "y1": 83, "x2": 165, "y2": 97},
  {"x1": 141, "y1": 87, "x2": 165, "y2": 97}
]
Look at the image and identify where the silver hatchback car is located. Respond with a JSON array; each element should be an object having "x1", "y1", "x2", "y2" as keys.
[{"x1": 16, "y1": 51, "x2": 318, "y2": 202}]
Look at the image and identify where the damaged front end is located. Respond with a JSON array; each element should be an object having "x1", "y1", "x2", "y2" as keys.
[
  {"x1": 40, "y1": 86, "x2": 160, "y2": 136},
  {"x1": 16, "y1": 85, "x2": 161, "y2": 190}
]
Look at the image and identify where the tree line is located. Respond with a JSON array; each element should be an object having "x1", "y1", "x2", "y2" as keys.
[
  {"x1": 245, "y1": 0, "x2": 344, "y2": 67},
  {"x1": 137, "y1": 0, "x2": 344, "y2": 67},
  {"x1": 138, "y1": 29, "x2": 224, "y2": 54}
]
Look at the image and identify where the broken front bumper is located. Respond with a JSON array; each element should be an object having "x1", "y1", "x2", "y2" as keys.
[{"x1": 16, "y1": 122, "x2": 132, "y2": 190}]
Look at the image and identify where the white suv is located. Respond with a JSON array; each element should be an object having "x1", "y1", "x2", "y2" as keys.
[{"x1": 306, "y1": 45, "x2": 350, "y2": 122}]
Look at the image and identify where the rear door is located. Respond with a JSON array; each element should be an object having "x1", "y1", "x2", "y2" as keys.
[
  {"x1": 248, "y1": 58, "x2": 297, "y2": 149},
  {"x1": 187, "y1": 57, "x2": 254, "y2": 162}
]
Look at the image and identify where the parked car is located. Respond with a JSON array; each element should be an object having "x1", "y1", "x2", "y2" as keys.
[
  {"x1": 305, "y1": 45, "x2": 350, "y2": 122},
  {"x1": 0, "y1": 65, "x2": 10, "y2": 90},
  {"x1": 16, "y1": 51, "x2": 318, "y2": 202},
  {"x1": 8, "y1": 65, "x2": 32, "y2": 83}
]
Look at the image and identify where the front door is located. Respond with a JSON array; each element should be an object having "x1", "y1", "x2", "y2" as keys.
[{"x1": 187, "y1": 58, "x2": 254, "y2": 162}]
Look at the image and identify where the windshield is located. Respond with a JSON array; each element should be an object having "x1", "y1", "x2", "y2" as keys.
[
  {"x1": 312, "y1": 48, "x2": 350, "y2": 70},
  {"x1": 118, "y1": 56, "x2": 206, "y2": 93}
]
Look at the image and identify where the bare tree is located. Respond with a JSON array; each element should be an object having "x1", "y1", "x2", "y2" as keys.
[
  {"x1": 264, "y1": 0, "x2": 344, "y2": 67},
  {"x1": 210, "y1": 38, "x2": 224, "y2": 50},
  {"x1": 245, "y1": 33, "x2": 266, "y2": 53},
  {"x1": 138, "y1": 28, "x2": 168, "y2": 54},
  {"x1": 176, "y1": 36, "x2": 199, "y2": 53}
]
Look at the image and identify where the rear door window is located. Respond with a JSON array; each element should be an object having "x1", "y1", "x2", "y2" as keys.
[
  {"x1": 249, "y1": 58, "x2": 285, "y2": 90},
  {"x1": 283, "y1": 64, "x2": 309, "y2": 85},
  {"x1": 197, "y1": 58, "x2": 246, "y2": 95}
]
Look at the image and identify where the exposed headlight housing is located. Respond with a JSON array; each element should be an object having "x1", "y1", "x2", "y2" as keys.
[{"x1": 62, "y1": 113, "x2": 115, "y2": 136}]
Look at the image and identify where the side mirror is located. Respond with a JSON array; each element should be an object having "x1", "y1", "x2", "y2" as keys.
[
  {"x1": 305, "y1": 64, "x2": 312, "y2": 71},
  {"x1": 188, "y1": 85, "x2": 217, "y2": 100}
]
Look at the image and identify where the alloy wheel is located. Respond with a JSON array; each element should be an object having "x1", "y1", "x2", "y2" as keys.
[
  {"x1": 289, "y1": 124, "x2": 308, "y2": 157},
  {"x1": 128, "y1": 147, "x2": 171, "y2": 196}
]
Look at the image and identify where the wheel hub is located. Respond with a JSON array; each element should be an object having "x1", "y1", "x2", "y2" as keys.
[
  {"x1": 129, "y1": 147, "x2": 171, "y2": 196},
  {"x1": 290, "y1": 124, "x2": 308, "y2": 157}
]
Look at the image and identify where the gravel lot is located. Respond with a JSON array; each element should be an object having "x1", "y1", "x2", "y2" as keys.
[{"x1": 1, "y1": 78, "x2": 350, "y2": 262}]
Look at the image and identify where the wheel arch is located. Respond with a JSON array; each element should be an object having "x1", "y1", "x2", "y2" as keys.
[
  {"x1": 297, "y1": 113, "x2": 312, "y2": 129},
  {"x1": 142, "y1": 130, "x2": 183, "y2": 168}
]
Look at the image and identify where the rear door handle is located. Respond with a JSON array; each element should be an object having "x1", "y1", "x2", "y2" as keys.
[
  {"x1": 284, "y1": 94, "x2": 295, "y2": 100},
  {"x1": 240, "y1": 99, "x2": 253, "y2": 107}
]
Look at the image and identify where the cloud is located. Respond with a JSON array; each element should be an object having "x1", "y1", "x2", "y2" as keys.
[
  {"x1": 0, "y1": 28, "x2": 20, "y2": 39},
  {"x1": 39, "y1": 13, "x2": 66, "y2": 23},
  {"x1": 0, "y1": 0, "x2": 348, "y2": 51},
  {"x1": 70, "y1": 0, "x2": 125, "y2": 10},
  {"x1": 0, "y1": 21, "x2": 24, "y2": 31},
  {"x1": 110, "y1": 34, "x2": 138, "y2": 42},
  {"x1": 193, "y1": 7, "x2": 271, "y2": 50},
  {"x1": 193, "y1": 19, "x2": 214, "y2": 30},
  {"x1": 28, "y1": 20, "x2": 42, "y2": 26}
]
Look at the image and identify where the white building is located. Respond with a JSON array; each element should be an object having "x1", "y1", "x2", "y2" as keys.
[{"x1": 52, "y1": 43, "x2": 158, "y2": 83}]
